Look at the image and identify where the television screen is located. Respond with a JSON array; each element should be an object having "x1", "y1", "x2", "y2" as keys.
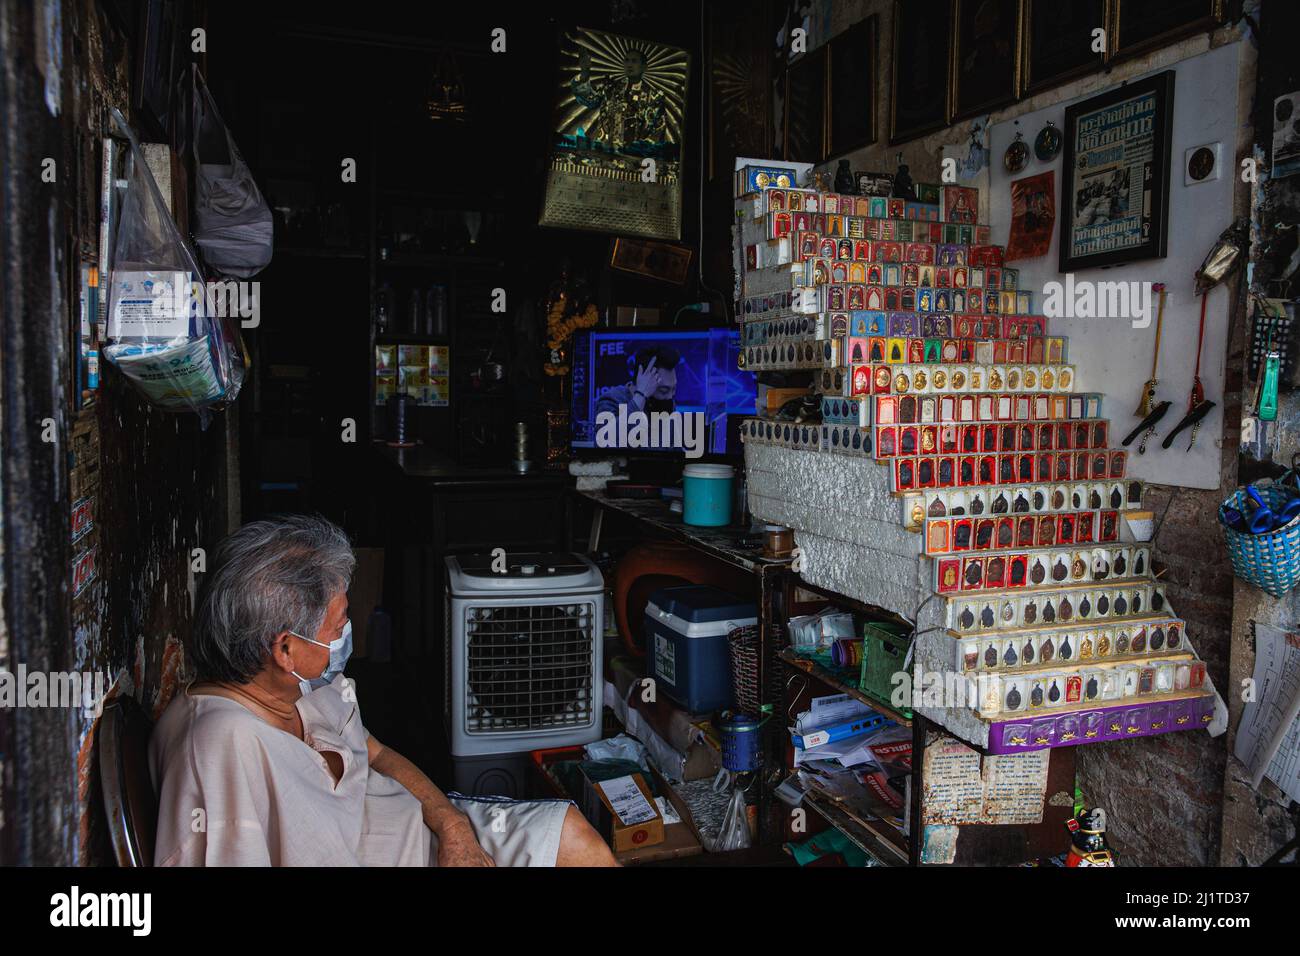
[{"x1": 570, "y1": 328, "x2": 755, "y2": 457}]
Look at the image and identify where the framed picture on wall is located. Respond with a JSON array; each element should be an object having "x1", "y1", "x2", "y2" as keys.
[
  {"x1": 1058, "y1": 71, "x2": 1175, "y2": 272},
  {"x1": 951, "y1": 0, "x2": 1023, "y2": 120},
  {"x1": 784, "y1": 47, "x2": 828, "y2": 163},
  {"x1": 890, "y1": 0, "x2": 953, "y2": 144},
  {"x1": 707, "y1": 3, "x2": 772, "y2": 181},
  {"x1": 827, "y1": 17, "x2": 878, "y2": 157},
  {"x1": 1111, "y1": 0, "x2": 1224, "y2": 62},
  {"x1": 1023, "y1": 0, "x2": 1106, "y2": 94}
]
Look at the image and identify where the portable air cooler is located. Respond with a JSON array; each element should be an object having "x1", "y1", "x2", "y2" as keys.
[{"x1": 445, "y1": 552, "x2": 604, "y2": 757}]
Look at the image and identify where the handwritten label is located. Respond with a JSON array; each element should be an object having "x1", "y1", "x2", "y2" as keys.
[
  {"x1": 921, "y1": 739, "x2": 984, "y2": 824},
  {"x1": 981, "y1": 751, "x2": 1049, "y2": 824}
]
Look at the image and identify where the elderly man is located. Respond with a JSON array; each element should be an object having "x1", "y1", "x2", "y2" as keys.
[{"x1": 149, "y1": 515, "x2": 616, "y2": 867}]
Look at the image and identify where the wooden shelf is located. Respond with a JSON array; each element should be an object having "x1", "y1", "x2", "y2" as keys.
[
  {"x1": 276, "y1": 246, "x2": 367, "y2": 259},
  {"x1": 801, "y1": 789, "x2": 910, "y2": 865},
  {"x1": 377, "y1": 252, "x2": 502, "y2": 269},
  {"x1": 779, "y1": 648, "x2": 913, "y2": 727},
  {"x1": 376, "y1": 333, "x2": 450, "y2": 346}
]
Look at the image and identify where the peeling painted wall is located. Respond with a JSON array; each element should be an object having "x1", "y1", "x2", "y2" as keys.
[{"x1": 1, "y1": 0, "x2": 231, "y2": 866}]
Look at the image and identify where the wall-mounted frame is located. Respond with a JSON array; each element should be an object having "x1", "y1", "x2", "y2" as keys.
[
  {"x1": 707, "y1": 3, "x2": 773, "y2": 181},
  {"x1": 1058, "y1": 71, "x2": 1175, "y2": 272},
  {"x1": 951, "y1": 0, "x2": 1023, "y2": 120},
  {"x1": 1110, "y1": 0, "x2": 1225, "y2": 63},
  {"x1": 784, "y1": 46, "x2": 829, "y2": 163},
  {"x1": 827, "y1": 16, "x2": 878, "y2": 157},
  {"x1": 539, "y1": 26, "x2": 691, "y2": 240},
  {"x1": 609, "y1": 237, "x2": 693, "y2": 284},
  {"x1": 890, "y1": 0, "x2": 953, "y2": 145},
  {"x1": 1022, "y1": 0, "x2": 1107, "y2": 95}
]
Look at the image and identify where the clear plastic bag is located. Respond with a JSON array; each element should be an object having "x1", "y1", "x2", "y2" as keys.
[
  {"x1": 711, "y1": 770, "x2": 752, "y2": 852},
  {"x1": 103, "y1": 108, "x2": 247, "y2": 420},
  {"x1": 180, "y1": 66, "x2": 274, "y2": 278}
]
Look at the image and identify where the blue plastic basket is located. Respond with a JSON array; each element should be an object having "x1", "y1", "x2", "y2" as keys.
[{"x1": 1218, "y1": 484, "x2": 1300, "y2": 598}]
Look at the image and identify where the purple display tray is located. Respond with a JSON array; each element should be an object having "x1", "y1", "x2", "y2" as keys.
[{"x1": 986, "y1": 692, "x2": 1214, "y2": 753}]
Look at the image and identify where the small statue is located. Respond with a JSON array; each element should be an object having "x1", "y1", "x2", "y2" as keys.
[
  {"x1": 834, "y1": 159, "x2": 856, "y2": 195},
  {"x1": 1065, "y1": 807, "x2": 1116, "y2": 867},
  {"x1": 891, "y1": 152, "x2": 916, "y2": 200}
]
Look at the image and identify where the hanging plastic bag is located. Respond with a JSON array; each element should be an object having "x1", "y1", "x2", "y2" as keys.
[
  {"x1": 183, "y1": 65, "x2": 273, "y2": 277},
  {"x1": 104, "y1": 107, "x2": 247, "y2": 419},
  {"x1": 710, "y1": 769, "x2": 752, "y2": 852}
]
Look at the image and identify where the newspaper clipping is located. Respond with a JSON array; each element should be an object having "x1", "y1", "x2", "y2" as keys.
[{"x1": 1068, "y1": 89, "x2": 1157, "y2": 261}]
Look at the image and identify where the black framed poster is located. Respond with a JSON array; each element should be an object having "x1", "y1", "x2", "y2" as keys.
[
  {"x1": 827, "y1": 17, "x2": 877, "y2": 157},
  {"x1": 784, "y1": 47, "x2": 828, "y2": 163},
  {"x1": 1023, "y1": 0, "x2": 1105, "y2": 94},
  {"x1": 1112, "y1": 0, "x2": 1224, "y2": 61},
  {"x1": 1058, "y1": 71, "x2": 1175, "y2": 272},
  {"x1": 890, "y1": 0, "x2": 952, "y2": 145},
  {"x1": 707, "y1": 3, "x2": 771, "y2": 181},
  {"x1": 952, "y1": 0, "x2": 1022, "y2": 120}
]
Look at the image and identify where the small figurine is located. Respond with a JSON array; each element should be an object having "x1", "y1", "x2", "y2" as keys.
[
  {"x1": 835, "y1": 159, "x2": 857, "y2": 194},
  {"x1": 1066, "y1": 807, "x2": 1116, "y2": 867},
  {"x1": 892, "y1": 153, "x2": 916, "y2": 200}
]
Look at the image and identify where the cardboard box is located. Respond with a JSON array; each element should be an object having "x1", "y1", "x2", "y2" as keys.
[
  {"x1": 530, "y1": 746, "x2": 705, "y2": 864},
  {"x1": 582, "y1": 770, "x2": 664, "y2": 853}
]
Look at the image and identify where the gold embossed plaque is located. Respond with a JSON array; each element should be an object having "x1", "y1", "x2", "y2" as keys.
[{"x1": 540, "y1": 27, "x2": 689, "y2": 240}]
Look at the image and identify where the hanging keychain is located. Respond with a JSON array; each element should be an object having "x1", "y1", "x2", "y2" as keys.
[
  {"x1": 1122, "y1": 400, "x2": 1173, "y2": 454},
  {"x1": 1135, "y1": 283, "x2": 1167, "y2": 417},
  {"x1": 1258, "y1": 337, "x2": 1280, "y2": 423},
  {"x1": 1165, "y1": 222, "x2": 1249, "y2": 451},
  {"x1": 1163, "y1": 290, "x2": 1216, "y2": 451}
]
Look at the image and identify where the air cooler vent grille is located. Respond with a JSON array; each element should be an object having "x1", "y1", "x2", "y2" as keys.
[{"x1": 464, "y1": 602, "x2": 595, "y2": 733}]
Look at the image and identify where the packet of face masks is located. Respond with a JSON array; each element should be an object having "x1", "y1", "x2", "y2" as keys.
[{"x1": 103, "y1": 108, "x2": 248, "y2": 423}]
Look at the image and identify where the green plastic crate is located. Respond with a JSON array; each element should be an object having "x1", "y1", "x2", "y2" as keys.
[{"x1": 859, "y1": 619, "x2": 913, "y2": 717}]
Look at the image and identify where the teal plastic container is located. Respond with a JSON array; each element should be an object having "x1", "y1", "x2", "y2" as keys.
[{"x1": 682, "y1": 463, "x2": 734, "y2": 526}]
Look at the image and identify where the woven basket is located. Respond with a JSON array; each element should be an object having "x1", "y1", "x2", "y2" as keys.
[
  {"x1": 1218, "y1": 484, "x2": 1300, "y2": 599},
  {"x1": 727, "y1": 623, "x2": 785, "y2": 718}
]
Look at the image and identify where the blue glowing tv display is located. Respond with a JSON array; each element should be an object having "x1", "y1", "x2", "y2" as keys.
[{"x1": 569, "y1": 328, "x2": 755, "y2": 455}]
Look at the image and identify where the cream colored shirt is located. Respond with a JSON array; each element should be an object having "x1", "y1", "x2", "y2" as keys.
[{"x1": 149, "y1": 675, "x2": 432, "y2": 866}]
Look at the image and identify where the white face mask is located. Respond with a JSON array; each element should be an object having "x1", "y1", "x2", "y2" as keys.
[{"x1": 290, "y1": 620, "x2": 352, "y2": 695}]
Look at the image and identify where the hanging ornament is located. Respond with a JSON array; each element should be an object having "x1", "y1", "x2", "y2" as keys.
[
  {"x1": 1034, "y1": 120, "x2": 1062, "y2": 161},
  {"x1": 1162, "y1": 291, "x2": 1216, "y2": 450},
  {"x1": 1161, "y1": 221, "x2": 1247, "y2": 450},
  {"x1": 1004, "y1": 130, "x2": 1029, "y2": 173},
  {"x1": 1134, "y1": 282, "x2": 1167, "y2": 417}
]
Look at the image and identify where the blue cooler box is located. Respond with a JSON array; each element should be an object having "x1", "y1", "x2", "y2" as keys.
[{"x1": 645, "y1": 586, "x2": 757, "y2": 714}]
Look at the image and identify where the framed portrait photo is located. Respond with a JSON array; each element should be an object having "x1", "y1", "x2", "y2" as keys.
[
  {"x1": 784, "y1": 47, "x2": 828, "y2": 163},
  {"x1": 1111, "y1": 0, "x2": 1225, "y2": 62},
  {"x1": 890, "y1": 0, "x2": 953, "y2": 145},
  {"x1": 951, "y1": 0, "x2": 1022, "y2": 120},
  {"x1": 1058, "y1": 71, "x2": 1175, "y2": 272},
  {"x1": 1023, "y1": 0, "x2": 1106, "y2": 95},
  {"x1": 827, "y1": 16, "x2": 878, "y2": 157}
]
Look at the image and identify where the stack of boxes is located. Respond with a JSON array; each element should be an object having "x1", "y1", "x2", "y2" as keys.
[{"x1": 734, "y1": 165, "x2": 1216, "y2": 753}]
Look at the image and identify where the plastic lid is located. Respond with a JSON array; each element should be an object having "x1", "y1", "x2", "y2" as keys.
[{"x1": 683, "y1": 463, "x2": 735, "y2": 479}]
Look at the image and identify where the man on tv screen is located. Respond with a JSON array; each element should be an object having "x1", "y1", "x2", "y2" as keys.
[{"x1": 593, "y1": 345, "x2": 680, "y2": 418}]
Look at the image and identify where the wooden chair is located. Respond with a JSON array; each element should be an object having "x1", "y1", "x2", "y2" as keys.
[{"x1": 98, "y1": 696, "x2": 157, "y2": 867}]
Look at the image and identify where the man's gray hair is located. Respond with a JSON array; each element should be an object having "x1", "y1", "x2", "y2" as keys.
[{"x1": 190, "y1": 514, "x2": 356, "y2": 682}]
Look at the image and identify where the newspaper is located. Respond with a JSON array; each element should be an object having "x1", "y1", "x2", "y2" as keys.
[
  {"x1": 1233, "y1": 622, "x2": 1300, "y2": 802},
  {"x1": 1068, "y1": 89, "x2": 1158, "y2": 260}
]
